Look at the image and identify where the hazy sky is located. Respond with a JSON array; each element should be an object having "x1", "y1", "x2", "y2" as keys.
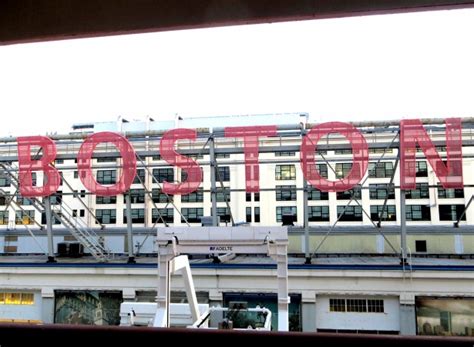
[{"x1": 1, "y1": 8, "x2": 474, "y2": 136}]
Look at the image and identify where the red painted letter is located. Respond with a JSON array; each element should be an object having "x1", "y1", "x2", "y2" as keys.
[
  {"x1": 77, "y1": 132, "x2": 137, "y2": 196},
  {"x1": 301, "y1": 122, "x2": 368, "y2": 192},
  {"x1": 224, "y1": 126, "x2": 277, "y2": 193},
  {"x1": 160, "y1": 128, "x2": 202, "y2": 195},
  {"x1": 400, "y1": 118, "x2": 463, "y2": 189},
  {"x1": 17, "y1": 136, "x2": 61, "y2": 197}
]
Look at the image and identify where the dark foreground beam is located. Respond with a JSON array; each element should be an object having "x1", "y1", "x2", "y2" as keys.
[
  {"x1": 2, "y1": 0, "x2": 474, "y2": 45},
  {"x1": 0, "y1": 324, "x2": 472, "y2": 347}
]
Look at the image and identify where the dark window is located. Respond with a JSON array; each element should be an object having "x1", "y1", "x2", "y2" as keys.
[
  {"x1": 181, "y1": 208, "x2": 203, "y2": 223},
  {"x1": 246, "y1": 193, "x2": 251, "y2": 202},
  {"x1": 123, "y1": 208, "x2": 145, "y2": 224},
  {"x1": 308, "y1": 206, "x2": 329, "y2": 222},
  {"x1": 181, "y1": 188, "x2": 203, "y2": 203},
  {"x1": 96, "y1": 196, "x2": 117, "y2": 204},
  {"x1": 181, "y1": 168, "x2": 203, "y2": 182},
  {"x1": 41, "y1": 212, "x2": 61, "y2": 225},
  {"x1": 129, "y1": 189, "x2": 145, "y2": 204},
  {"x1": 214, "y1": 189, "x2": 231, "y2": 202},
  {"x1": 246, "y1": 207, "x2": 252, "y2": 223},
  {"x1": 17, "y1": 195, "x2": 33, "y2": 206},
  {"x1": 255, "y1": 193, "x2": 260, "y2": 202},
  {"x1": 329, "y1": 299, "x2": 346, "y2": 312},
  {"x1": 368, "y1": 162, "x2": 394, "y2": 178},
  {"x1": 308, "y1": 186, "x2": 329, "y2": 201},
  {"x1": 370, "y1": 205, "x2": 396, "y2": 222},
  {"x1": 406, "y1": 205, "x2": 431, "y2": 221},
  {"x1": 95, "y1": 209, "x2": 116, "y2": 224},
  {"x1": 152, "y1": 189, "x2": 173, "y2": 203},
  {"x1": 74, "y1": 171, "x2": 79, "y2": 179},
  {"x1": 276, "y1": 206, "x2": 297, "y2": 223},
  {"x1": 254, "y1": 207, "x2": 260, "y2": 223},
  {"x1": 276, "y1": 185, "x2": 297, "y2": 201},
  {"x1": 335, "y1": 163, "x2": 352, "y2": 179},
  {"x1": 215, "y1": 166, "x2": 230, "y2": 182},
  {"x1": 275, "y1": 165, "x2": 296, "y2": 180},
  {"x1": 438, "y1": 188, "x2": 464, "y2": 199},
  {"x1": 316, "y1": 164, "x2": 328, "y2": 179},
  {"x1": 153, "y1": 168, "x2": 174, "y2": 183},
  {"x1": 347, "y1": 299, "x2": 367, "y2": 313},
  {"x1": 97, "y1": 170, "x2": 117, "y2": 185},
  {"x1": 275, "y1": 151, "x2": 296, "y2": 157},
  {"x1": 50, "y1": 191, "x2": 62, "y2": 205},
  {"x1": 80, "y1": 210, "x2": 85, "y2": 217},
  {"x1": 337, "y1": 206, "x2": 363, "y2": 222},
  {"x1": 369, "y1": 184, "x2": 395, "y2": 200},
  {"x1": 367, "y1": 300, "x2": 384, "y2": 313},
  {"x1": 336, "y1": 187, "x2": 361, "y2": 200},
  {"x1": 97, "y1": 157, "x2": 116, "y2": 163},
  {"x1": 55, "y1": 159, "x2": 64, "y2": 164},
  {"x1": 334, "y1": 149, "x2": 352, "y2": 155},
  {"x1": 133, "y1": 169, "x2": 146, "y2": 184},
  {"x1": 152, "y1": 154, "x2": 161, "y2": 160},
  {"x1": 152, "y1": 208, "x2": 174, "y2": 223},
  {"x1": 415, "y1": 240, "x2": 427, "y2": 252},
  {"x1": 215, "y1": 153, "x2": 230, "y2": 159},
  {"x1": 416, "y1": 161, "x2": 428, "y2": 177},
  {"x1": 405, "y1": 183, "x2": 430, "y2": 199},
  {"x1": 439, "y1": 205, "x2": 466, "y2": 221},
  {"x1": 215, "y1": 207, "x2": 231, "y2": 223},
  {"x1": 0, "y1": 174, "x2": 11, "y2": 187}
]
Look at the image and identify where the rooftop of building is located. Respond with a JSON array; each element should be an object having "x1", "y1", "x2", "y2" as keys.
[{"x1": 0, "y1": 254, "x2": 473, "y2": 271}]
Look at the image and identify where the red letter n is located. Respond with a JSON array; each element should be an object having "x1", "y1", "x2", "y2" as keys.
[
  {"x1": 77, "y1": 132, "x2": 137, "y2": 196},
  {"x1": 224, "y1": 126, "x2": 277, "y2": 193},
  {"x1": 400, "y1": 118, "x2": 463, "y2": 189},
  {"x1": 17, "y1": 136, "x2": 61, "y2": 197},
  {"x1": 160, "y1": 129, "x2": 202, "y2": 195},
  {"x1": 301, "y1": 122, "x2": 368, "y2": 192}
]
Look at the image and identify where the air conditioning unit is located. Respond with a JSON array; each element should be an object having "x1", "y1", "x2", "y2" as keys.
[{"x1": 57, "y1": 242, "x2": 84, "y2": 257}]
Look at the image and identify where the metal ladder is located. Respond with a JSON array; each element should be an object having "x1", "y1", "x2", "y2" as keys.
[{"x1": 0, "y1": 163, "x2": 110, "y2": 262}]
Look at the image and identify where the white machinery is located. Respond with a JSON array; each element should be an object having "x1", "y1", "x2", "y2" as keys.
[{"x1": 154, "y1": 226, "x2": 289, "y2": 331}]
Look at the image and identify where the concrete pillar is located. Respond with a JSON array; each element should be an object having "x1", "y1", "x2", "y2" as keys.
[
  {"x1": 122, "y1": 288, "x2": 136, "y2": 302},
  {"x1": 400, "y1": 293, "x2": 417, "y2": 335},
  {"x1": 301, "y1": 291, "x2": 316, "y2": 332},
  {"x1": 41, "y1": 288, "x2": 55, "y2": 324}
]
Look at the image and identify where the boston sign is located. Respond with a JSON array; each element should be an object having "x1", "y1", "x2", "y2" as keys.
[{"x1": 16, "y1": 118, "x2": 463, "y2": 197}]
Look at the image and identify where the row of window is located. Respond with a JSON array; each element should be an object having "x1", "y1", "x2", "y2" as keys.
[
  {"x1": 33, "y1": 185, "x2": 458, "y2": 206},
  {"x1": 52, "y1": 148, "x2": 399, "y2": 165},
  {"x1": 4, "y1": 204, "x2": 466, "y2": 225},
  {"x1": 0, "y1": 161, "x2": 424, "y2": 190}
]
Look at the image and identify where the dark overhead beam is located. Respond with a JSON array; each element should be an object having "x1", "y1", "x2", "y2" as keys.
[{"x1": 1, "y1": 0, "x2": 474, "y2": 45}]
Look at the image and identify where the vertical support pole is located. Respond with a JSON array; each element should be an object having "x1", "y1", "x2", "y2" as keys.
[
  {"x1": 269, "y1": 241, "x2": 289, "y2": 332},
  {"x1": 209, "y1": 136, "x2": 218, "y2": 226},
  {"x1": 125, "y1": 193, "x2": 135, "y2": 263},
  {"x1": 303, "y1": 179, "x2": 311, "y2": 264},
  {"x1": 44, "y1": 196, "x2": 56, "y2": 263},
  {"x1": 154, "y1": 245, "x2": 172, "y2": 328},
  {"x1": 400, "y1": 190, "x2": 408, "y2": 265}
]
